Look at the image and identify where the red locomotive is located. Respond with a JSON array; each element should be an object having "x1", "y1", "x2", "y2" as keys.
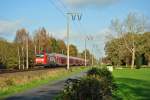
[{"x1": 35, "y1": 53, "x2": 88, "y2": 67}]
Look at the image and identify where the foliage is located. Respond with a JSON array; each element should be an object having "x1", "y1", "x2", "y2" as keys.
[
  {"x1": 87, "y1": 67, "x2": 116, "y2": 90},
  {"x1": 110, "y1": 12, "x2": 148, "y2": 68},
  {"x1": 58, "y1": 77, "x2": 112, "y2": 100},
  {"x1": 57, "y1": 67, "x2": 115, "y2": 100},
  {"x1": 1, "y1": 27, "x2": 94, "y2": 68},
  {"x1": 0, "y1": 40, "x2": 18, "y2": 68},
  {"x1": 69, "y1": 44, "x2": 78, "y2": 56},
  {"x1": 87, "y1": 67, "x2": 113, "y2": 80},
  {"x1": 105, "y1": 32, "x2": 150, "y2": 67},
  {"x1": 141, "y1": 32, "x2": 150, "y2": 65},
  {"x1": 79, "y1": 49, "x2": 96, "y2": 65},
  {"x1": 57, "y1": 39, "x2": 67, "y2": 54}
]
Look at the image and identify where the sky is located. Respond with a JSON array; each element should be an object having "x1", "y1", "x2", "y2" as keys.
[{"x1": 0, "y1": 0, "x2": 150, "y2": 58}]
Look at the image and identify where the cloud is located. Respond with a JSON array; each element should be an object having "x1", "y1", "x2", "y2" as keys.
[
  {"x1": 0, "y1": 20, "x2": 22, "y2": 35},
  {"x1": 64, "y1": 0, "x2": 120, "y2": 8}
]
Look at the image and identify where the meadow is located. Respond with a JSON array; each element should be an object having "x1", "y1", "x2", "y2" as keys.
[
  {"x1": 0, "y1": 67, "x2": 90, "y2": 99},
  {"x1": 113, "y1": 68, "x2": 150, "y2": 100}
]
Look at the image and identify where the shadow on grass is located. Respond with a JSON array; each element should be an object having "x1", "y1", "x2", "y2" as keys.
[{"x1": 113, "y1": 78, "x2": 150, "y2": 100}]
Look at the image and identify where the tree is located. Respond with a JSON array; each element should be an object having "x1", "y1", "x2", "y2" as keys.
[
  {"x1": 105, "y1": 38, "x2": 122, "y2": 66},
  {"x1": 105, "y1": 33, "x2": 142, "y2": 66},
  {"x1": 111, "y1": 12, "x2": 146, "y2": 68},
  {"x1": 141, "y1": 32, "x2": 150, "y2": 65},
  {"x1": 34, "y1": 27, "x2": 51, "y2": 53},
  {"x1": 57, "y1": 39, "x2": 67, "y2": 54},
  {"x1": 79, "y1": 49, "x2": 96, "y2": 65},
  {"x1": 0, "y1": 39, "x2": 18, "y2": 68},
  {"x1": 51, "y1": 37, "x2": 59, "y2": 53},
  {"x1": 15, "y1": 28, "x2": 29, "y2": 69},
  {"x1": 69, "y1": 44, "x2": 78, "y2": 56}
]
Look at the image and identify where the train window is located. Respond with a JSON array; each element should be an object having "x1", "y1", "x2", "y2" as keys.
[
  {"x1": 49, "y1": 57, "x2": 55, "y2": 62},
  {"x1": 36, "y1": 54, "x2": 44, "y2": 58}
]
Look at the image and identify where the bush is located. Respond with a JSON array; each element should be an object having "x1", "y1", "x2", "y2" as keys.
[
  {"x1": 57, "y1": 77, "x2": 112, "y2": 100},
  {"x1": 87, "y1": 67, "x2": 112, "y2": 78},
  {"x1": 57, "y1": 68, "x2": 116, "y2": 100},
  {"x1": 87, "y1": 67, "x2": 114, "y2": 85}
]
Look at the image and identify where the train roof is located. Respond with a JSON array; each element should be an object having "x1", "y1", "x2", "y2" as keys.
[{"x1": 47, "y1": 53, "x2": 85, "y2": 61}]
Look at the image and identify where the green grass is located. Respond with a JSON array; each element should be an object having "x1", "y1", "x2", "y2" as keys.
[
  {"x1": 113, "y1": 68, "x2": 150, "y2": 100},
  {"x1": 0, "y1": 66, "x2": 90, "y2": 99}
]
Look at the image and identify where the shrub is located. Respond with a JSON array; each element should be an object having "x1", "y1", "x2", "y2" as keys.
[
  {"x1": 87, "y1": 67, "x2": 112, "y2": 78},
  {"x1": 87, "y1": 67, "x2": 114, "y2": 87},
  {"x1": 57, "y1": 68, "x2": 117, "y2": 100},
  {"x1": 57, "y1": 77, "x2": 112, "y2": 100}
]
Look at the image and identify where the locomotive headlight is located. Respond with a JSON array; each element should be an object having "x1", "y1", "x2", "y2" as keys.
[
  {"x1": 36, "y1": 59, "x2": 38, "y2": 62},
  {"x1": 36, "y1": 58, "x2": 44, "y2": 62}
]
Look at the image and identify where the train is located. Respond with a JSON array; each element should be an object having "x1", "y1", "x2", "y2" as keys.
[{"x1": 35, "y1": 53, "x2": 88, "y2": 67}]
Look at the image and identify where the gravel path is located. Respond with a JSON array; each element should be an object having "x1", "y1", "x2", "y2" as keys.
[{"x1": 5, "y1": 71, "x2": 86, "y2": 100}]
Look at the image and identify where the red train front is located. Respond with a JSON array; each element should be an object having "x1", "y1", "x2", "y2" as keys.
[{"x1": 35, "y1": 53, "x2": 47, "y2": 66}]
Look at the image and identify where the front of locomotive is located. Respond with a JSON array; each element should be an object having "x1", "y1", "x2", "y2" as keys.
[{"x1": 35, "y1": 53, "x2": 47, "y2": 66}]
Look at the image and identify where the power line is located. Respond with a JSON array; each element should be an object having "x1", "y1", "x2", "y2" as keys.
[
  {"x1": 56, "y1": 0, "x2": 70, "y2": 12},
  {"x1": 47, "y1": 0, "x2": 66, "y2": 17}
]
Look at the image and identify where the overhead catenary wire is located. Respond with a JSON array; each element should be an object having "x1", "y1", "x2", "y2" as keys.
[
  {"x1": 56, "y1": 0, "x2": 70, "y2": 12},
  {"x1": 47, "y1": 0, "x2": 66, "y2": 17}
]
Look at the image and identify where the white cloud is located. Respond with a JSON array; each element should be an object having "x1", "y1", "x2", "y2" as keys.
[
  {"x1": 0, "y1": 20, "x2": 22, "y2": 35},
  {"x1": 64, "y1": 0, "x2": 120, "y2": 7}
]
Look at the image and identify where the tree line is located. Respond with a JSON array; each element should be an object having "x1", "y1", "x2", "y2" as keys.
[
  {"x1": 0, "y1": 27, "x2": 95, "y2": 69},
  {"x1": 105, "y1": 12, "x2": 150, "y2": 68}
]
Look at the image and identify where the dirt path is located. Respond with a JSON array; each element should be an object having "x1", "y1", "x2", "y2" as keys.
[{"x1": 5, "y1": 71, "x2": 86, "y2": 100}]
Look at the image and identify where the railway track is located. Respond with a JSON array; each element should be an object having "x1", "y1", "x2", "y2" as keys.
[
  {"x1": 0, "y1": 68, "x2": 41, "y2": 74},
  {"x1": 0, "y1": 67, "x2": 63, "y2": 74},
  {"x1": 0, "y1": 66, "x2": 78, "y2": 74}
]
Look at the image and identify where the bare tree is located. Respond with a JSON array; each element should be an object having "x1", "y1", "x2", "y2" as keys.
[
  {"x1": 33, "y1": 27, "x2": 53, "y2": 53},
  {"x1": 111, "y1": 12, "x2": 146, "y2": 69},
  {"x1": 15, "y1": 28, "x2": 29, "y2": 70}
]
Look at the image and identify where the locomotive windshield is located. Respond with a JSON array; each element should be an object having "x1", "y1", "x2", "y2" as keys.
[{"x1": 36, "y1": 54, "x2": 44, "y2": 58}]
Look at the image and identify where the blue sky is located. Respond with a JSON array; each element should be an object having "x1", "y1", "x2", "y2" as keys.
[{"x1": 0, "y1": 0, "x2": 150, "y2": 58}]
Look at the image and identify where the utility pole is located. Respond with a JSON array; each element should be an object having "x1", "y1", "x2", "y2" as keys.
[
  {"x1": 85, "y1": 38, "x2": 87, "y2": 66},
  {"x1": 62, "y1": 49, "x2": 64, "y2": 54},
  {"x1": 67, "y1": 13, "x2": 70, "y2": 70},
  {"x1": 22, "y1": 47, "x2": 24, "y2": 70},
  {"x1": 66, "y1": 12, "x2": 82, "y2": 70},
  {"x1": 92, "y1": 44, "x2": 96, "y2": 66},
  {"x1": 26, "y1": 34, "x2": 29, "y2": 69},
  {"x1": 92, "y1": 47, "x2": 94, "y2": 66},
  {"x1": 34, "y1": 45, "x2": 36, "y2": 55},
  {"x1": 18, "y1": 47, "x2": 20, "y2": 70}
]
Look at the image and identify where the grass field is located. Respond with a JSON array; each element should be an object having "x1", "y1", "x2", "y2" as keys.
[
  {"x1": 0, "y1": 66, "x2": 90, "y2": 99},
  {"x1": 113, "y1": 68, "x2": 150, "y2": 100}
]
